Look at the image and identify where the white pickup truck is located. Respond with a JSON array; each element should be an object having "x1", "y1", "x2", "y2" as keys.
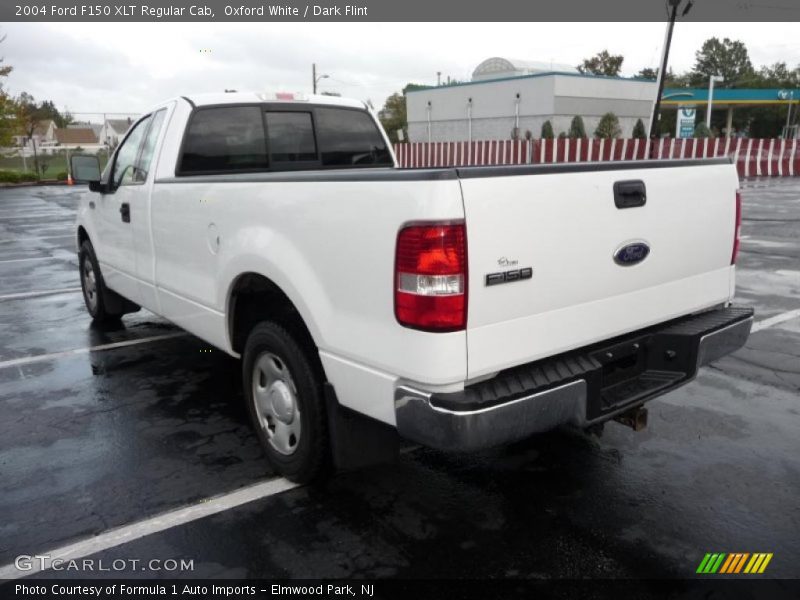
[{"x1": 71, "y1": 92, "x2": 753, "y2": 482}]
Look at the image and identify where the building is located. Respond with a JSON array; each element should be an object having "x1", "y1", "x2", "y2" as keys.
[
  {"x1": 100, "y1": 118, "x2": 133, "y2": 148},
  {"x1": 12, "y1": 119, "x2": 58, "y2": 150},
  {"x1": 50, "y1": 128, "x2": 104, "y2": 153},
  {"x1": 69, "y1": 121, "x2": 104, "y2": 140},
  {"x1": 406, "y1": 57, "x2": 656, "y2": 142},
  {"x1": 661, "y1": 87, "x2": 800, "y2": 138}
]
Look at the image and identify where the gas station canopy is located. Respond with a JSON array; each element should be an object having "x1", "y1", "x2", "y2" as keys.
[{"x1": 661, "y1": 88, "x2": 800, "y2": 108}]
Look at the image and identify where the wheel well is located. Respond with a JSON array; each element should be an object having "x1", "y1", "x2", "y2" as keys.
[
  {"x1": 77, "y1": 226, "x2": 89, "y2": 248},
  {"x1": 228, "y1": 273, "x2": 318, "y2": 358}
]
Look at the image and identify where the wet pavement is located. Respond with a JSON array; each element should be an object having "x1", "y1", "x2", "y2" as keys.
[{"x1": 0, "y1": 182, "x2": 798, "y2": 581}]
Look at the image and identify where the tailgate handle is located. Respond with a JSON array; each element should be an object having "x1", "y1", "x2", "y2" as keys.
[{"x1": 614, "y1": 180, "x2": 647, "y2": 209}]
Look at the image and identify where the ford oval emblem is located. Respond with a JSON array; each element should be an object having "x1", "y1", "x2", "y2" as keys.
[{"x1": 614, "y1": 241, "x2": 650, "y2": 266}]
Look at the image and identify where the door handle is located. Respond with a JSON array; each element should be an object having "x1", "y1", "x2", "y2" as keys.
[
  {"x1": 120, "y1": 203, "x2": 130, "y2": 223},
  {"x1": 613, "y1": 180, "x2": 647, "y2": 209}
]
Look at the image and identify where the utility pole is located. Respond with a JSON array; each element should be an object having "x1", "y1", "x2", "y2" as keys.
[
  {"x1": 312, "y1": 63, "x2": 328, "y2": 94},
  {"x1": 649, "y1": 0, "x2": 693, "y2": 143}
]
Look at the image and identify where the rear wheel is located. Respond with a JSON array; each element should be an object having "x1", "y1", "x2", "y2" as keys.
[
  {"x1": 78, "y1": 240, "x2": 124, "y2": 323},
  {"x1": 242, "y1": 321, "x2": 329, "y2": 483}
]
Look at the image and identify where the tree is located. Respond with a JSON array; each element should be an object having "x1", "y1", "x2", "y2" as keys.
[
  {"x1": 578, "y1": 50, "x2": 624, "y2": 77},
  {"x1": 690, "y1": 37, "x2": 753, "y2": 86},
  {"x1": 632, "y1": 118, "x2": 647, "y2": 139},
  {"x1": 0, "y1": 32, "x2": 15, "y2": 147},
  {"x1": 378, "y1": 92, "x2": 407, "y2": 144},
  {"x1": 637, "y1": 67, "x2": 658, "y2": 80},
  {"x1": 568, "y1": 116, "x2": 587, "y2": 139},
  {"x1": 38, "y1": 100, "x2": 73, "y2": 128},
  {"x1": 16, "y1": 92, "x2": 45, "y2": 179},
  {"x1": 693, "y1": 122, "x2": 713, "y2": 138},
  {"x1": 540, "y1": 120, "x2": 554, "y2": 139},
  {"x1": 664, "y1": 67, "x2": 692, "y2": 88},
  {"x1": 594, "y1": 112, "x2": 621, "y2": 139}
]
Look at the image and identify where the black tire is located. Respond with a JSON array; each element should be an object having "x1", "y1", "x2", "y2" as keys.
[
  {"x1": 242, "y1": 321, "x2": 329, "y2": 483},
  {"x1": 78, "y1": 240, "x2": 124, "y2": 323}
]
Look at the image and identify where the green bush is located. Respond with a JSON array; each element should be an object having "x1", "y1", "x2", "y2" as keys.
[
  {"x1": 632, "y1": 118, "x2": 647, "y2": 139},
  {"x1": 0, "y1": 170, "x2": 39, "y2": 183},
  {"x1": 568, "y1": 116, "x2": 588, "y2": 139},
  {"x1": 595, "y1": 112, "x2": 622, "y2": 139},
  {"x1": 694, "y1": 122, "x2": 713, "y2": 138},
  {"x1": 540, "y1": 120, "x2": 554, "y2": 139},
  {"x1": 56, "y1": 171, "x2": 68, "y2": 181},
  {"x1": 557, "y1": 132, "x2": 567, "y2": 139}
]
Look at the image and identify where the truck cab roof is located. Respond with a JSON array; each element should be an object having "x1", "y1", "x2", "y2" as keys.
[{"x1": 179, "y1": 92, "x2": 368, "y2": 110}]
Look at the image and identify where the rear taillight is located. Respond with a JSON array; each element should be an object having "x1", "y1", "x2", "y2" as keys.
[
  {"x1": 731, "y1": 189, "x2": 742, "y2": 265},
  {"x1": 395, "y1": 222, "x2": 467, "y2": 332}
]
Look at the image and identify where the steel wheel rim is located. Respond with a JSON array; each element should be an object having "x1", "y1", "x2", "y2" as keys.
[
  {"x1": 81, "y1": 257, "x2": 98, "y2": 312},
  {"x1": 252, "y1": 351, "x2": 301, "y2": 456}
]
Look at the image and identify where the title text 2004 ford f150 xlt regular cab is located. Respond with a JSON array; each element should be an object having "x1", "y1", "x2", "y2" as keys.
[{"x1": 70, "y1": 93, "x2": 753, "y2": 482}]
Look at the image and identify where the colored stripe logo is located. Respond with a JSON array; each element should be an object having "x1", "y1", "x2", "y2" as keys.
[{"x1": 696, "y1": 553, "x2": 773, "y2": 574}]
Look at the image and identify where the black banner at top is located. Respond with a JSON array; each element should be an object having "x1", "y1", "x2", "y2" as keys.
[{"x1": 4, "y1": 0, "x2": 800, "y2": 22}]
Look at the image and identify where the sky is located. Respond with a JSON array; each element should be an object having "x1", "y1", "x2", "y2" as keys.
[{"x1": 1, "y1": 22, "x2": 797, "y2": 121}]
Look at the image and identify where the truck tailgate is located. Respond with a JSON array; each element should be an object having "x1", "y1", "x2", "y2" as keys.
[{"x1": 459, "y1": 159, "x2": 739, "y2": 380}]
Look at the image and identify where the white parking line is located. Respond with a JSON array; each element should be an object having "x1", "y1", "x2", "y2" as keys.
[
  {"x1": 0, "y1": 477, "x2": 299, "y2": 579},
  {"x1": 752, "y1": 308, "x2": 800, "y2": 333},
  {"x1": 0, "y1": 234, "x2": 73, "y2": 244},
  {"x1": 0, "y1": 256, "x2": 57, "y2": 264},
  {"x1": 0, "y1": 287, "x2": 82, "y2": 301},
  {"x1": 0, "y1": 215, "x2": 74, "y2": 221},
  {"x1": 0, "y1": 332, "x2": 188, "y2": 369}
]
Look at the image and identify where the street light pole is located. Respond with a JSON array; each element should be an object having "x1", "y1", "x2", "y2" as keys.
[
  {"x1": 312, "y1": 63, "x2": 329, "y2": 94},
  {"x1": 706, "y1": 75, "x2": 724, "y2": 129}
]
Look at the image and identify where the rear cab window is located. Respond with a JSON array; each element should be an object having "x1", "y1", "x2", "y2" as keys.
[
  {"x1": 179, "y1": 106, "x2": 268, "y2": 174},
  {"x1": 315, "y1": 107, "x2": 392, "y2": 167},
  {"x1": 177, "y1": 103, "x2": 392, "y2": 176}
]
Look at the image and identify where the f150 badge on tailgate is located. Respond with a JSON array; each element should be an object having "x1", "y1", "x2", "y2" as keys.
[{"x1": 614, "y1": 241, "x2": 651, "y2": 266}]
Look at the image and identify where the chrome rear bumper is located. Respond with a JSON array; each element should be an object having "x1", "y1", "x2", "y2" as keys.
[{"x1": 395, "y1": 307, "x2": 753, "y2": 452}]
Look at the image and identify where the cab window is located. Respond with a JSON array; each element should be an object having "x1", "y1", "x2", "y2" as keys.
[
  {"x1": 135, "y1": 109, "x2": 167, "y2": 182},
  {"x1": 314, "y1": 108, "x2": 393, "y2": 167},
  {"x1": 179, "y1": 106, "x2": 268, "y2": 174},
  {"x1": 112, "y1": 115, "x2": 151, "y2": 187}
]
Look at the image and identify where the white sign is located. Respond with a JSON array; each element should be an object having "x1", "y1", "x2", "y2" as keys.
[{"x1": 676, "y1": 106, "x2": 696, "y2": 139}]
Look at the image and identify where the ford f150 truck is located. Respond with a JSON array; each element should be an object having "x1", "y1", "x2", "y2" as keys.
[{"x1": 70, "y1": 92, "x2": 753, "y2": 482}]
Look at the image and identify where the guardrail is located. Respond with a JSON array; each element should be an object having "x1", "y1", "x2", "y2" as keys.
[{"x1": 394, "y1": 138, "x2": 800, "y2": 178}]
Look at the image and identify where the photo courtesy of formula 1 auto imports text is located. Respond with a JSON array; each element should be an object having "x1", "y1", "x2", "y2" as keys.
[{"x1": 0, "y1": 1, "x2": 798, "y2": 598}]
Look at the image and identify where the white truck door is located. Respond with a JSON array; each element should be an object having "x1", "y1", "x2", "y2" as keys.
[
  {"x1": 98, "y1": 114, "x2": 152, "y2": 303},
  {"x1": 129, "y1": 108, "x2": 169, "y2": 312}
]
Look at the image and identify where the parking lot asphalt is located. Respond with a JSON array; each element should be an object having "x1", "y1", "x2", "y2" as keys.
[{"x1": 0, "y1": 181, "x2": 798, "y2": 582}]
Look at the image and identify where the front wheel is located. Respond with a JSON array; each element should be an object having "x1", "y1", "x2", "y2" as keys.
[
  {"x1": 242, "y1": 321, "x2": 329, "y2": 483},
  {"x1": 78, "y1": 240, "x2": 124, "y2": 323}
]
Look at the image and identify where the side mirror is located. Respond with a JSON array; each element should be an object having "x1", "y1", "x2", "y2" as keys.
[{"x1": 70, "y1": 155, "x2": 101, "y2": 186}]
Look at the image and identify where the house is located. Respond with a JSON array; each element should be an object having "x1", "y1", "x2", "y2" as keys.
[
  {"x1": 69, "y1": 121, "x2": 104, "y2": 140},
  {"x1": 101, "y1": 118, "x2": 133, "y2": 148},
  {"x1": 13, "y1": 119, "x2": 58, "y2": 149},
  {"x1": 49, "y1": 128, "x2": 104, "y2": 154},
  {"x1": 55, "y1": 128, "x2": 98, "y2": 145}
]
